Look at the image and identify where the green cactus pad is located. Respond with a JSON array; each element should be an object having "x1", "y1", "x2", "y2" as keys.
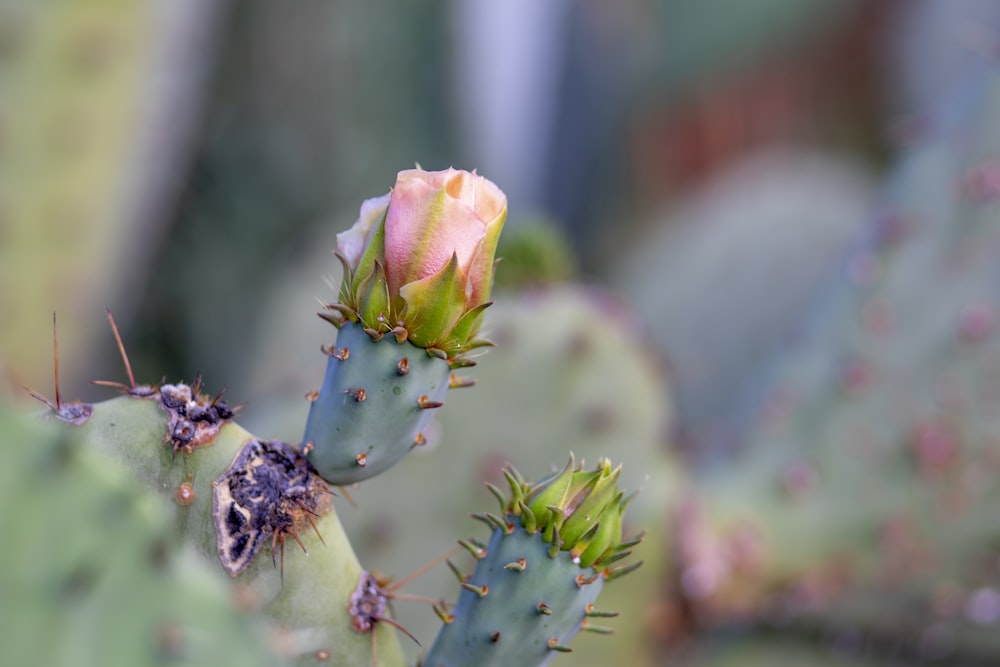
[
  {"x1": 0, "y1": 405, "x2": 284, "y2": 667},
  {"x1": 423, "y1": 526, "x2": 606, "y2": 667},
  {"x1": 302, "y1": 322, "x2": 451, "y2": 484},
  {"x1": 75, "y1": 393, "x2": 406, "y2": 666}
]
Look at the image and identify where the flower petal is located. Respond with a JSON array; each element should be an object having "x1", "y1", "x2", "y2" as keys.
[
  {"x1": 384, "y1": 176, "x2": 486, "y2": 297},
  {"x1": 337, "y1": 193, "x2": 391, "y2": 267}
]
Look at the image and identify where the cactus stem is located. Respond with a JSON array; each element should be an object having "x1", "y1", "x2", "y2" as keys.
[
  {"x1": 536, "y1": 601, "x2": 553, "y2": 616},
  {"x1": 503, "y1": 557, "x2": 527, "y2": 572},
  {"x1": 448, "y1": 373, "x2": 476, "y2": 389},
  {"x1": 417, "y1": 395, "x2": 444, "y2": 409},
  {"x1": 396, "y1": 357, "x2": 410, "y2": 375},
  {"x1": 355, "y1": 453, "x2": 368, "y2": 467},
  {"x1": 547, "y1": 638, "x2": 572, "y2": 652},
  {"x1": 580, "y1": 620, "x2": 615, "y2": 635},
  {"x1": 603, "y1": 560, "x2": 643, "y2": 582},
  {"x1": 584, "y1": 604, "x2": 619, "y2": 618},
  {"x1": 460, "y1": 582, "x2": 489, "y2": 598},
  {"x1": 458, "y1": 539, "x2": 487, "y2": 560}
]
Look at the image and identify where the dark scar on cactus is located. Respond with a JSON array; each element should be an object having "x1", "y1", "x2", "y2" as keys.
[
  {"x1": 159, "y1": 379, "x2": 237, "y2": 454},
  {"x1": 212, "y1": 439, "x2": 333, "y2": 578},
  {"x1": 25, "y1": 312, "x2": 93, "y2": 425}
]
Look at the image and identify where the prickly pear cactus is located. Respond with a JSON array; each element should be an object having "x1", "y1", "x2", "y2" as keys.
[
  {"x1": 5, "y1": 164, "x2": 651, "y2": 666},
  {"x1": 0, "y1": 403, "x2": 284, "y2": 667},
  {"x1": 423, "y1": 457, "x2": 641, "y2": 666},
  {"x1": 73, "y1": 388, "x2": 407, "y2": 666},
  {"x1": 302, "y1": 322, "x2": 451, "y2": 484},
  {"x1": 333, "y1": 285, "x2": 678, "y2": 666},
  {"x1": 663, "y1": 66, "x2": 1000, "y2": 664}
]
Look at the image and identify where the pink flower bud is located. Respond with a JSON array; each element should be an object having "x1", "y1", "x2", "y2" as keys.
[{"x1": 333, "y1": 168, "x2": 507, "y2": 356}]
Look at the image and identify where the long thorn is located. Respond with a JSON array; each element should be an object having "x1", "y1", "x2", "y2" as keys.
[
  {"x1": 338, "y1": 485, "x2": 357, "y2": 508},
  {"x1": 387, "y1": 545, "x2": 462, "y2": 592},
  {"x1": 300, "y1": 505, "x2": 326, "y2": 544},
  {"x1": 52, "y1": 312, "x2": 61, "y2": 409},
  {"x1": 105, "y1": 306, "x2": 136, "y2": 389},
  {"x1": 376, "y1": 615, "x2": 421, "y2": 646}
]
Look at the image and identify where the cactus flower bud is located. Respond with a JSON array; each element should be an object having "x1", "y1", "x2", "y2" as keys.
[
  {"x1": 334, "y1": 168, "x2": 507, "y2": 356},
  {"x1": 526, "y1": 454, "x2": 625, "y2": 557}
]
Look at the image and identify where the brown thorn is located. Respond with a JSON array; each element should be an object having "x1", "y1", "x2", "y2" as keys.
[
  {"x1": 299, "y1": 504, "x2": 326, "y2": 544},
  {"x1": 25, "y1": 387, "x2": 57, "y2": 411},
  {"x1": 90, "y1": 379, "x2": 130, "y2": 391},
  {"x1": 386, "y1": 545, "x2": 463, "y2": 593},
  {"x1": 211, "y1": 386, "x2": 227, "y2": 405},
  {"x1": 375, "y1": 615, "x2": 421, "y2": 646},
  {"x1": 52, "y1": 312, "x2": 61, "y2": 409},
  {"x1": 286, "y1": 527, "x2": 309, "y2": 555},
  {"x1": 338, "y1": 485, "x2": 357, "y2": 508},
  {"x1": 104, "y1": 306, "x2": 136, "y2": 389},
  {"x1": 417, "y1": 395, "x2": 444, "y2": 410}
]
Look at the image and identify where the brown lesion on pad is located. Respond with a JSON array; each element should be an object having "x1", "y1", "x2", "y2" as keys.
[{"x1": 212, "y1": 439, "x2": 333, "y2": 577}]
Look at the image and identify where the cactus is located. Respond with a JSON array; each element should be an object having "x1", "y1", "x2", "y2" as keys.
[
  {"x1": 3, "y1": 168, "x2": 644, "y2": 666},
  {"x1": 329, "y1": 285, "x2": 677, "y2": 666},
  {"x1": 302, "y1": 321, "x2": 452, "y2": 484},
  {"x1": 0, "y1": 402, "x2": 284, "y2": 667},
  {"x1": 423, "y1": 457, "x2": 641, "y2": 666},
  {"x1": 653, "y1": 65, "x2": 1000, "y2": 663}
]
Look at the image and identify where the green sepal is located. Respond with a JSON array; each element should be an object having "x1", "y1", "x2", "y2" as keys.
[
  {"x1": 526, "y1": 455, "x2": 576, "y2": 520},
  {"x1": 400, "y1": 253, "x2": 468, "y2": 348},
  {"x1": 561, "y1": 461, "x2": 621, "y2": 546},
  {"x1": 349, "y1": 209, "x2": 387, "y2": 298},
  {"x1": 441, "y1": 301, "x2": 492, "y2": 352},
  {"x1": 358, "y1": 259, "x2": 391, "y2": 330},
  {"x1": 578, "y1": 493, "x2": 625, "y2": 568}
]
